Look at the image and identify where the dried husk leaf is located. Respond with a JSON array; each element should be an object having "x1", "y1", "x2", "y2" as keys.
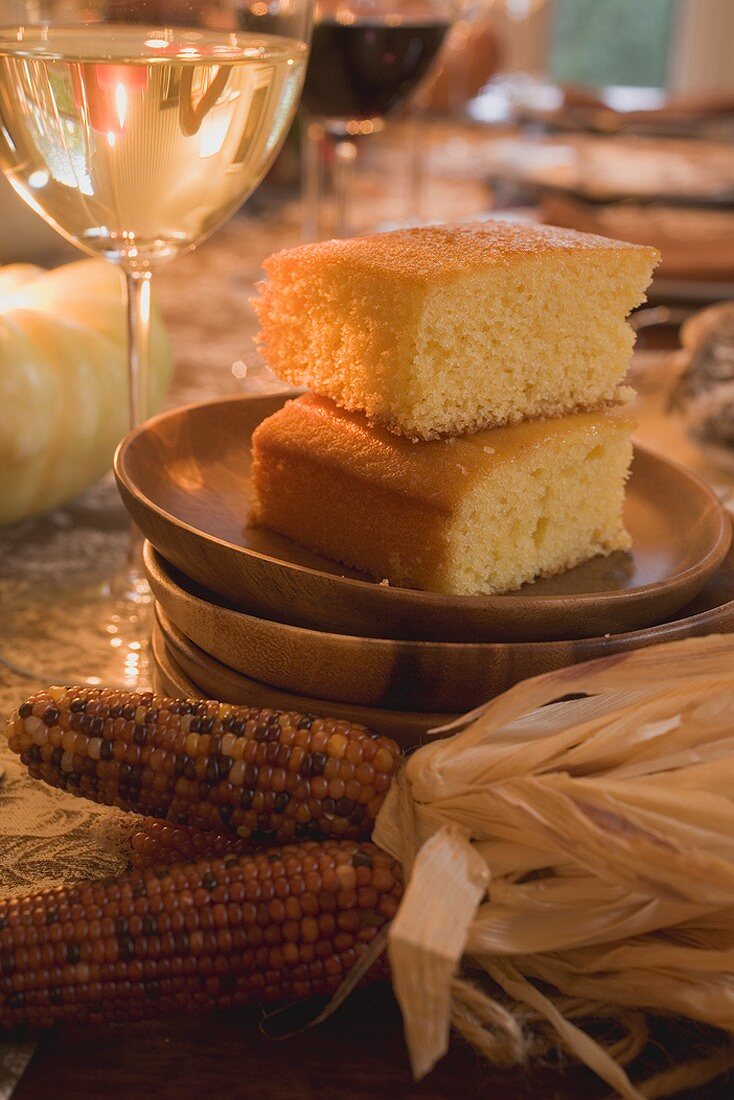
[
  {"x1": 388, "y1": 823, "x2": 489, "y2": 1079},
  {"x1": 374, "y1": 635, "x2": 734, "y2": 1097}
]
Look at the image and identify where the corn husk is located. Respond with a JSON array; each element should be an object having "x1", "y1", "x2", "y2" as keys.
[{"x1": 373, "y1": 634, "x2": 734, "y2": 1099}]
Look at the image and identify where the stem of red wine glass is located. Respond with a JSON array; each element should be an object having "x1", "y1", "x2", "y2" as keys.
[
  {"x1": 407, "y1": 101, "x2": 427, "y2": 223},
  {"x1": 302, "y1": 117, "x2": 324, "y2": 242},
  {"x1": 333, "y1": 134, "x2": 358, "y2": 239}
]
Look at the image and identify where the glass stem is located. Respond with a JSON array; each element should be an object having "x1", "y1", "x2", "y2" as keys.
[
  {"x1": 333, "y1": 134, "x2": 357, "y2": 239},
  {"x1": 302, "y1": 116, "x2": 324, "y2": 243},
  {"x1": 126, "y1": 268, "x2": 153, "y2": 430},
  {"x1": 125, "y1": 268, "x2": 153, "y2": 584},
  {"x1": 407, "y1": 103, "x2": 427, "y2": 223}
]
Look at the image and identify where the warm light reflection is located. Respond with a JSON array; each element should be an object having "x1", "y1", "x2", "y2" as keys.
[
  {"x1": 504, "y1": 0, "x2": 548, "y2": 19},
  {"x1": 345, "y1": 118, "x2": 384, "y2": 135},
  {"x1": 1, "y1": 123, "x2": 16, "y2": 152},
  {"x1": 200, "y1": 111, "x2": 231, "y2": 157},
  {"x1": 169, "y1": 455, "x2": 205, "y2": 491},
  {"x1": 80, "y1": 64, "x2": 148, "y2": 136},
  {"x1": 139, "y1": 275, "x2": 151, "y2": 324},
  {"x1": 0, "y1": 270, "x2": 37, "y2": 314},
  {"x1": 27, "y1": 168, "x2": 48, "y2": 188},
  {"x1": 115, "y1": 82, "x2": 127, "y2": 129}
]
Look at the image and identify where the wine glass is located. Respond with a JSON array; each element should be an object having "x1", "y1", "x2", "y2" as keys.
[
  {"x1": 300, "y1": 0, "x2": 456, "y2": 241},
  {"x1": 0, "y1": 0, "x2": 312, "y2": 687}
]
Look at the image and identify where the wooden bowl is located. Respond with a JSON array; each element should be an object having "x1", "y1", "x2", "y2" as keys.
[
  {"x1": 150, "y1": 613, "x2": 457, "y2": 748},
  {"x1": 116, "y1": 394, "x2": 731, "y2": 643},
  {"x1": 151, "y1": 632, "x2": 207, "y2": 700},
  {"x1": 145, "y1": 533, "x2": 734, "y2": 713}
]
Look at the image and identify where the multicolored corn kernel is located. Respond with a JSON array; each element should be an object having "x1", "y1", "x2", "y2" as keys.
[
  {"x1": 0, "y1": 840, "x2": 402, "y2": 1028},
  {"x1": 7, "y1": 687, "x2": 401, "y2": 843},
  {"x1": 129, "y1": 819, "x2": 251, "y2": 870}
]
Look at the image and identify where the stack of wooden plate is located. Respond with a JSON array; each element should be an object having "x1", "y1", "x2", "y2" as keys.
[{"x1": 115, "y1": 394, "x2": 734, "y2": 749}]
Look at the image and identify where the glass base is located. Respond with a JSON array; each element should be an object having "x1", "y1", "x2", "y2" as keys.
[{"x1": 82, "y1": 226, "x2": 191, "y2": 267}]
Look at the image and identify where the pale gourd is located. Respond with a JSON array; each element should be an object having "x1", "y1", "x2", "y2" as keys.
[{"x1": 0, "y1": 259, "x2": 172, "y2": 526}]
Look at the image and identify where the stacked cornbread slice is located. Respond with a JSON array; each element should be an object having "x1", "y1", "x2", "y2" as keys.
[{"x1": 251, "y1": 222, "x2": 658, "y2": 596}]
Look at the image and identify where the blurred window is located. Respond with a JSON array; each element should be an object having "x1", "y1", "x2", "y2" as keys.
[{"x1": 548, "y1": 0, "x2": 677, "y2": 88}]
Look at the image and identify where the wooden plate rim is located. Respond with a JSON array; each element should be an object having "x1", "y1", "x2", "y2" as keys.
[
  {"x1": 115, "y1": 394, "x2": 731, "y2": 613},
  {"x1": 144, "y1": 539, "x2": 734, "y2": 657}
]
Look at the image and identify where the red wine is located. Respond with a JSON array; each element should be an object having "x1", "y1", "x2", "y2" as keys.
[{"x1": 303, "y1": 19, "x2": 449, "y2": 121}]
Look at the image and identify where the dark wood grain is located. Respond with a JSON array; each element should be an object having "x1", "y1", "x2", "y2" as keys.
[
  {"x1": 150, "y1": 618, "x2": 454, "y2": 748},
  {"x1": 14, "y1": 984, "x2": 733, "y2": 1100},
  {"x1": 114, "y1": 395, "x2": 731, "y2": 644},
  {"x1": 145, "y1": 534, "x2": 734, "y2": 714}
]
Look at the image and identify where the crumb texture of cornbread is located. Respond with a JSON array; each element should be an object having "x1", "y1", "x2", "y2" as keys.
[
  {"x1": 253, "y1": 221, "x2": 658, "y2": 440},
  {"x1": 249, "y1": 394, "x2": 635, "y2": 596}
]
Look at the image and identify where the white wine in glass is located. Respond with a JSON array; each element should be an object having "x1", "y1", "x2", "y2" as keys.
[
  {"x1": 0, "y1": 26, "x2": 307, "y2": 267},
  {"x1": 0, "y1": 4, "x2": 311, "y2": 688}
]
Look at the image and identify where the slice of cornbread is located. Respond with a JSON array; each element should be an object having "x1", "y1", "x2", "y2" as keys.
[
  {"x1": 253, "y1": 221, "x2": 658, "y2": 440},
  {"x1": 250, "y1": 394, "x2": 635, "y2": 596}
]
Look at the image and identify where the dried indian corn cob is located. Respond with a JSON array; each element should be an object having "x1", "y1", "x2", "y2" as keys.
[
  {"x1": 129, "y1": 819, "x2": 251, "y2": 870},
  {"x1": 6, "y1": 687, "x2": 400, "y2": 843},
  {"x1": 0, "y1": 840, "x2": 402, "y2": 1028}
]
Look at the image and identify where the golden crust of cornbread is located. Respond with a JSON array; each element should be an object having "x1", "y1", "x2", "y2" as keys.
[
  {"x1": 253, "y1": 221, "x2": 659, "y2": 441},
  {"x1": 250, "y1": 394, "x2": 635, "y2": 596},
  {"x1": 258, "y1": 220, "x2": 652, "y2": 282}
]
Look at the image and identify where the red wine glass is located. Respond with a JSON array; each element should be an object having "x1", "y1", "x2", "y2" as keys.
[{"x1": 301, "y1": 0, "x2": 459, "y2": 240}]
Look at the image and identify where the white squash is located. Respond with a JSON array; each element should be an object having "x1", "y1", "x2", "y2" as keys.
[{"x1": 0, "y1": 260, "x2": 172, "y2": 526}]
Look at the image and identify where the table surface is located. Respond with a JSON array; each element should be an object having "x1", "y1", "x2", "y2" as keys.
[
  {"x1": 2, "y1": 155, "x2": 734, "y2": 1098},
  {"x1": 12, "y1": 990, "x2": 734, "y2": 1100}
]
